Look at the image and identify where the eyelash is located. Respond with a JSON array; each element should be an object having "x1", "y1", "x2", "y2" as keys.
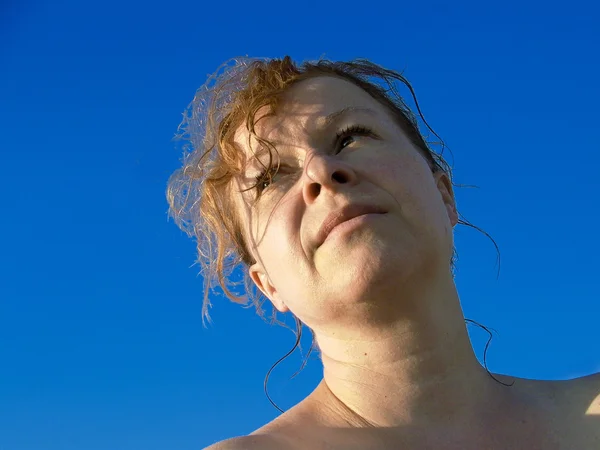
[
  {"x1": 334, "y1": 125, "x2": 373, "y2": 152},
  {"x1": 253, "y1": 124, "x2": 374, "y2": 195}
]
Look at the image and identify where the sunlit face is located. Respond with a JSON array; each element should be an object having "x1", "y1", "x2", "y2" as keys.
[{"x1": 232, "y1": 76, "x2": 457, "y2": 333}]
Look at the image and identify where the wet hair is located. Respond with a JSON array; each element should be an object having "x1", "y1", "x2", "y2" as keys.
[
  {"x1": 166, "y1": 56, "x2": 506, "y2": 411},
  {"x1": 167, "y1": 56, "x2": 496, "y2": 323}
]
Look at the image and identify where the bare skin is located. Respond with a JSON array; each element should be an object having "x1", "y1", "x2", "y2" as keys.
[
  {"x1": 206, "y1": 76, "x2": 600, "y2": 449},
  {"x1": 244, "y1": 374, "x2": 600, "y2": 449}
]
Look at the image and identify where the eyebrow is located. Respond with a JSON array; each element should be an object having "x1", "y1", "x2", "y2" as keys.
[{"x1": 318, "y1": 106, "x2": 378, "y2": 129}]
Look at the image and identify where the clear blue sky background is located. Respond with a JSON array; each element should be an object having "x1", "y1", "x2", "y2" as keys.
[{"x1": 1, "y1": 0, "x2": 599, "y2": 448}]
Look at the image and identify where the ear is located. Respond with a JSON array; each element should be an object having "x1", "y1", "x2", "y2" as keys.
[
  {"x1": 248, "y1": 263, "x2": 289, "y2": 313},
  {"x1": 434, "y1": 171, "x2": 458, "y2": 227}
]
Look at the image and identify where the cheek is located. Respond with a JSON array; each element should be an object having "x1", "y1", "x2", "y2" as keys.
[
  {"x1": 254, "y1": 205, "x2": 307, "y2": 276},
  {"x1": 375, "y1": 152, "x2": 433, "y2": 205},
  {"x1": 379, "y1": 152, "x2": 449, "y2": 240}
]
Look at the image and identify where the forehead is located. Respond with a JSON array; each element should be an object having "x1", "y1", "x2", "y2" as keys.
[{"x1": 232, "y1": 76, "x2": 388, "y2": 156}]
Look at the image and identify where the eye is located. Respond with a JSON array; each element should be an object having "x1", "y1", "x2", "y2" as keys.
[
  {"x1": 254, "y1": 166, "x2": 278, "y2": 195},
  {"x1": 334, "y1": 125, "x2": 374, "y2": 153},
  {"x1": 250, "y1": 125, "x2": 375, "y2": 198},
  {"x1": 253, "y1": 162, "x2": 296, "y2": 197}
]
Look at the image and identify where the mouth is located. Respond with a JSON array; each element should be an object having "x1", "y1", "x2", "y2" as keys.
[{"x1": 316, "y1": 204, "x2": 387, "y2": 248}]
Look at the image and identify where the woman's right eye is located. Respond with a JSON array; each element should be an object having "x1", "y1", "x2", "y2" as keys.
[
  {"x1": 254, "y1": 169, "x2": 274, "y2": 194},
  {"x1": 257, "y1": 177, "x2": 271, "y2": 192},
  {"x1": 254, "y1": 166, "x2": 284, "y2": 196}
]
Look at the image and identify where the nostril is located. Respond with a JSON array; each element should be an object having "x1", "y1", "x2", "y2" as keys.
[
  {"x1": 308, "y1": 183, "x2": 321, "y2": 198},
  {"x1": 332, "y1": 170, "x2": 348, "y2": 183}
]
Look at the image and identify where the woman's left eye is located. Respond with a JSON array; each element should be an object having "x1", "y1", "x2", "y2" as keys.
[{"x1": 334, "y1": 125, "x2": 374, "y2": 152}]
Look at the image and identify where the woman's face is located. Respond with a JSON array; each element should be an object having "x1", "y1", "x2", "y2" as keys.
[{"x1": 232, "y1": 76, "x2": 457, "y2": 333}]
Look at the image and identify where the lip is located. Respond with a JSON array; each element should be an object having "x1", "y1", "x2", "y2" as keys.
[{"x1": 316, "y1": 204, "x2": 386, "y2": 248}]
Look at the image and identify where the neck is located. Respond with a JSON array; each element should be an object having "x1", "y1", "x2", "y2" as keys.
[{"x1": 315, "y1": 272, "x2": 512, "y2": 429}]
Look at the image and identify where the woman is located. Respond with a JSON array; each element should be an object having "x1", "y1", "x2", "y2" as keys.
[{"x1": 167, "y1": 57, "x2": 599, "y2": 449}]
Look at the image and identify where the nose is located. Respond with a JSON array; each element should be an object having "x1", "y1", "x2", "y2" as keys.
[{"x1": 302, "y1": 152, "x2": 358, "y2": 204}]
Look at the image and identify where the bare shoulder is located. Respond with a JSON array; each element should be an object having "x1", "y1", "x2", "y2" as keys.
[
  {"x1": 204, "y1": 392, "x2": 326, "y2": 450},
  {"x1": 563, "y1": 372, "x2": 600, "y2": 414},
  {"x1": 540, "y1": 372, "x2": 600, "y2": 411},
  {"x1": 537, "y1": 372, "x2": 600, "y2": 447},
  {"x1": 204, "y1": 434, "x2": 286, "y2": 450}
]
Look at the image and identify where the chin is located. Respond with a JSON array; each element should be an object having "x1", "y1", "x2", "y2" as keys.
[{"x1": 324, "y1": 239, "x2": 427, "y2": 301}]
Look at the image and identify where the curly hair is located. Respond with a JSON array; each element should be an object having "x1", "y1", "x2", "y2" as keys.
[{"x1": 166, "y1": 56, "x2": 460, "y2": 323}]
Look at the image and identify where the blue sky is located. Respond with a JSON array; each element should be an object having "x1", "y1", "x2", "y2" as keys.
[{"x1": 1, "y1": 0, "x2": 599, "y2": 448}]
